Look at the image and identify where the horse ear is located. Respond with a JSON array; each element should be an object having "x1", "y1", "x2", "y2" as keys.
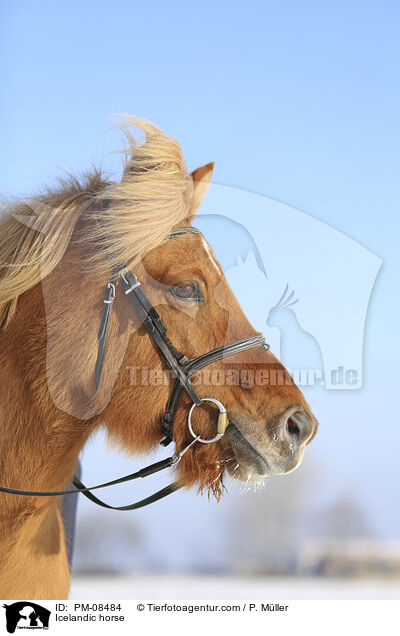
[{"x1": 189, "y1": 162, "x2": 214, "y2": 218}]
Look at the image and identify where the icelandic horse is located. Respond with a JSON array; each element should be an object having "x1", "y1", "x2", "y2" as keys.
[{"x1": 0, "y1": 118, "x2": 317, "y2": 598}]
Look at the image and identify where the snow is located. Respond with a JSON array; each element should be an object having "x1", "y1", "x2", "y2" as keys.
[{"x1": 70, "y1": 574, "x2": 400, "y2": 600}]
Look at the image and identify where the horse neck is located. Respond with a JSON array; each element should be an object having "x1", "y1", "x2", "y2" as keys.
[
  {"x1": 0, "y1": 323, "x2": 88, "y2": 598},
  {"x1": 0, "y1": 283, "x2": 97, "y2": 597},
  {"x1": 0, "y1": 266, "x2": 169, "y2": 515},
  {"x1": 0, "y1": 289, "x2": 92, "y2": 520}
]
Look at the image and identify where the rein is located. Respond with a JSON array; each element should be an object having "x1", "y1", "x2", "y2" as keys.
[{"x1": 0, "y1": 227, "x2": 268, "y2": 510}]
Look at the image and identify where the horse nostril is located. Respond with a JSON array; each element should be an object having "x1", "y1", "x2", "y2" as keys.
[
  {"x1": 286, "y1": 417, "x2": 300, "y2": 437},
  {"x1": 279, "y1": 408, "x2": 314, "y2": 446}
]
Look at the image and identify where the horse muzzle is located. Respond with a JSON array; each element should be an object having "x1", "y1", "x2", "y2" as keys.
[{"x1": 225, "y1": 406, "x2": 317, "y2": 483}]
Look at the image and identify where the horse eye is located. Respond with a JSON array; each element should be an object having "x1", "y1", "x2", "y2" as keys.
[{"x1": 169, "y1": 282, "x2": 203, "y2": 302}]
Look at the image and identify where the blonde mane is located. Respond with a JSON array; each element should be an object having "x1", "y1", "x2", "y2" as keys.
[{"x1": 0, "y1": 117, "x2": 194, "y2": 327}]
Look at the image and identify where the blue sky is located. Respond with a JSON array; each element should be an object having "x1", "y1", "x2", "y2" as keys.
[{"x1": 1, "y1": 0, "x2": 399, "y2": 563}]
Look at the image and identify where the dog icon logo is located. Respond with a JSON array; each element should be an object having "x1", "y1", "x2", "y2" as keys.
[{"x1": 2, "y1": 602, "x2": 50, "y2": 633}]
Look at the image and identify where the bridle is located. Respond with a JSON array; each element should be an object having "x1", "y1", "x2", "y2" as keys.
[{"x1": 0, "y1": 227, "x2": 268, "y2": 510}]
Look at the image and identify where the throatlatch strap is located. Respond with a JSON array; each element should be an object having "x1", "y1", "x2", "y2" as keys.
[{"x1": 95, "y1": 282, "x2": 116, "y2": 389}]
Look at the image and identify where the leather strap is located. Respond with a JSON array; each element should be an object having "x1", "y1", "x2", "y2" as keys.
[
  {"x1": 72, "y1": 476, "x2": 181, "y2": 511},
  {"x1": 93, "y1": 226, "x2": 200, "y2": 390},
  {"x1": 0, "y1": 223, "x2": 270, "y2": 512},
  {"x1": 0, "y1": 455, "x2": 178, "y2": 497},
  {"x1": 119, "y1": 268, "x2": 202, "y2": 406},
  {"x1": 95, "y1": 281, "x2": 116, "y2": 389},
  {"x1": 161, "y1": 334, "x2": 268, "y2": 444}
]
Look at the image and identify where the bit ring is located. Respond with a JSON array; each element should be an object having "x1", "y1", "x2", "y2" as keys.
[{"x1": 187, "y1": 397, "x2": 228, "y2": 444}]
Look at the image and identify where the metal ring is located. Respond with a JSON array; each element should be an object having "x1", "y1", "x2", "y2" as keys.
[{"x1": 187, "y1": 397, "x2": 227, "y2": 444}]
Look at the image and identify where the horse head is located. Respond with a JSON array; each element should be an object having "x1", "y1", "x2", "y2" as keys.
[
  {"x1": 115, "y1": 171, "x2": 318, "y2": 493},
  {"x1": 1, "y1": 118, "x2": 318, "y2": 502}
]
